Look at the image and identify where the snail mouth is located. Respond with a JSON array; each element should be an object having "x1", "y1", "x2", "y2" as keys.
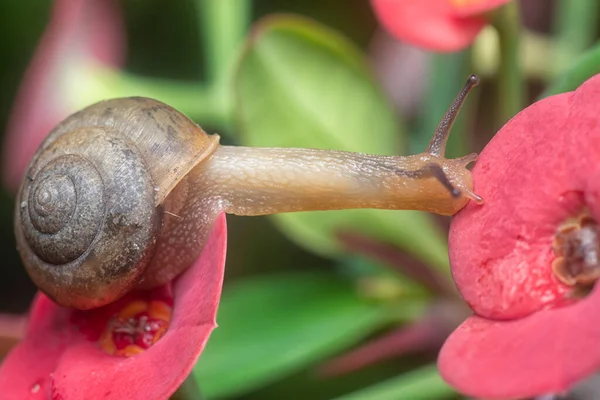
[{"x1": 552, "y1": 210, "x2": 600, "y2": 297}]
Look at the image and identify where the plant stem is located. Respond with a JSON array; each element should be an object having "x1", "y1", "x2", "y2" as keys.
[
  {"x1": 332, "y1": 364, "x2": 455, "y2": 400},
  {"x1": 553, "y1": 0, "x2": 598, "y2": 74},
  {"x1": 195, "y1": 0, "x2": 251, "y2": 127},
  {"x1": 491, "y1": 2, "x2": 524, "y2": 126}
]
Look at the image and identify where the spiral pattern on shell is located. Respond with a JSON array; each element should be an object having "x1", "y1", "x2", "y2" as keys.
[
  {"x1": 23, "y1": 154, "x2": 105, "y2": 264},
  {"x1": 16, "y1": 126, "x2": 159, "y2": 309}
]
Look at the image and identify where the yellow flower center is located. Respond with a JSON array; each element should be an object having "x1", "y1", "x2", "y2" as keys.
[{"x1": 449, "y1": 0, "x2": 487, "y2": 8}]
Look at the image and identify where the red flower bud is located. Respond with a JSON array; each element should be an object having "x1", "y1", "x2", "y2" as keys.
[{"x1": 370, "y1": 0, "x2": 512, "y2": 52}]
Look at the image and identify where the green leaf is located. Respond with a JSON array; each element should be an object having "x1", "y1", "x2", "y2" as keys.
[
  {"x1": 540, "y1": 43, "x2": 600, "y2": 98},
  {"x1": 333, "y1": 365, "x2": 456, "y2": 400},
  {"x1": 193, "y1": 272, "x2": 391, "y2": 399},
  {"x1": 234, "y1": 15, "x2": 449, "y2": 271},
  {"x1": 195, "y1": 0, "x2": 250, "y2": 85},
  {"x1": 552, "y1": 0, "x2": 599, "y2": 73}
]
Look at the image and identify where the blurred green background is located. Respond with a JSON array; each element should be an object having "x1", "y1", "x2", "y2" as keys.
[{"x1": 2, "y1": 1, "x2": 600, "y2": 399}]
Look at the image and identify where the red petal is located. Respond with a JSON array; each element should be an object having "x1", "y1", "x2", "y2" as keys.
[
  {"x1": 370, "y1": 0, "x2": 492, "y2": 52},
  {"x1": 0, "y1": 294, "x2": 73, "y2": 399},
  {"x1": 443, "y1": 74, "x2": 600, "y2": 397},
  {"x1": 52, "y1": 214, "x2": 227, "y2": 399},
  {"x1": 439, "y1": 283, "x2": 600, "y2": 399},
  {"x1": 2, "y1": 0, "x2": 125, "y2": 192},
  {"x1": 449, "y1": 91, "x2": 577, "y2": 319},
  {"x1": 0, "y1": 214, "x2": 227, "y2": 400},
  {"x1": 450, "y1": 74, "x2": 600, "y2": 320}
]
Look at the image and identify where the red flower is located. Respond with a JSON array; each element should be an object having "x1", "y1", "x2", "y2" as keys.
[
  {"x1": 0, "y1": 1, "x2": 229, "y2": 398},
  {"x1": 2, "y1": 0, "x2": 125, "y2": 192},
  {"x1": 0, "y1": 214, "x2": 227, "y2": 400},
  {"x1": 439, "y1": 73, "x2": 600, "y2": 398},
  {"x1": 370, "y1": 0, "x2": 511, "y2": 52}
]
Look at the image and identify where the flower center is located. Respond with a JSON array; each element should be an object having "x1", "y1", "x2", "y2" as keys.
[
  {"x1": 449, "y1": 0, "x2": 486, "y2": 8},
  {"x1": 99, "y1": 299, "x2": 172, "y2": 357},
  {"x1": 552, "y1": 212, "x2": 600, "y2": 292}
]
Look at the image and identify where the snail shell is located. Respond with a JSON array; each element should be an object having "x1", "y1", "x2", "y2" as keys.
[{"x1": 15, "y1": 97, "x2": 219, "y2": 309}]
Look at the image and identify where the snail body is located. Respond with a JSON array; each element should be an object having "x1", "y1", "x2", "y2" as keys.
[{"x1": 15, "y1": 76, "x2": 483, "y2": 310}]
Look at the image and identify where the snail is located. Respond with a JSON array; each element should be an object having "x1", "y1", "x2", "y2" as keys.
[{"x1": 15, "y1": 75, "x2": 483, "y2": 310}]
